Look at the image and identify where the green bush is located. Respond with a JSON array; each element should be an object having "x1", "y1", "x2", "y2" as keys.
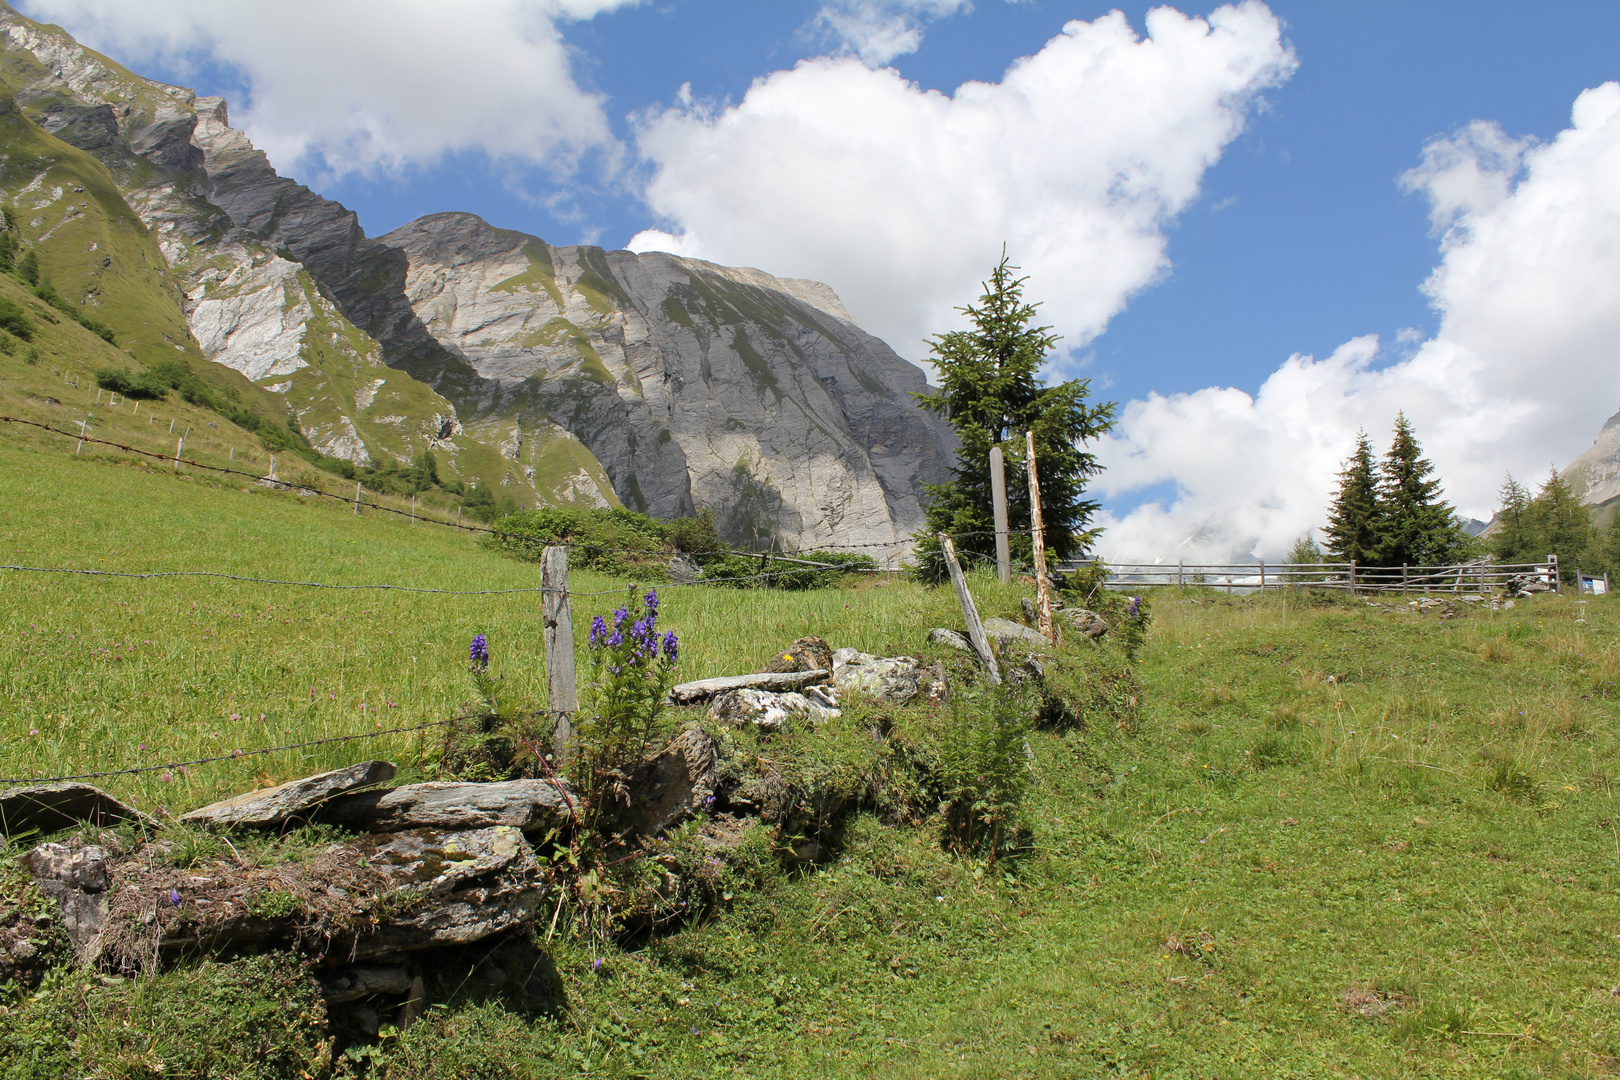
[
  {"x1": 937, "y1": 685, "x2": 1035, "y2": 861},
  {"x1": 0, "y1": 296, "x2": 32, "y2": 341},
  {"x1": 94, "y1": 365, "x2": 169, "y2": 399},
  {"x1": 487, "y1": 506, "x2": 666, "y2": 573}
]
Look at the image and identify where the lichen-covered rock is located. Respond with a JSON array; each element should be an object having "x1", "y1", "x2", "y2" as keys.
[
  {"x1": 983, "y1": 617, "x2": 1049, "y2": 647},
  {"x1": 614, "y1": 728, "x2": 718, "y2": 837},
  {"x1": 180, "y1": 760, "x2": 396, "y2": 830},
  {"x1": 709, "y1": 686, "x2": 840, "y2": 729},
  {"x1": 928, "y1": 628, "x2": 974, "y2": 654},
  {"x1": 761, "y1": 636, "x2": 834, "y2": 676},
  {"x1": 321, "y1": 779, "x2": 574, "y2": 834},
  {"x1": 831, "y1": 649, "x2": 946, "y2": 704},
  {"x1": 1062, "y1": 608, "x2": 1109, "y2": 639},
  {"x1": 23, "y1": 841, "x2": 110, "y2": 964}
]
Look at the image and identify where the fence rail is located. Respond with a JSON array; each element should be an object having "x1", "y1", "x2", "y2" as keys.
[{"x1": 1079, "y1": 557, "x2": 1562, "y2": 595}]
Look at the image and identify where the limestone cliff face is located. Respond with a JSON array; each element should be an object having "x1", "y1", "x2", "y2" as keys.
[
  {"x1": 1560, "y1": 407, "x2": 1620, "y2": 508},
  {"x1": 0, "y1": 5, "x2": 951, "y2": 547}
]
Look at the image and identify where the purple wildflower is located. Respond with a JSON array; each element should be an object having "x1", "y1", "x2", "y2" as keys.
[
  {"x1": 607, "y1": 628, "x2": 624, "y2": 648},
  {"x1": 169, "y1": 887, "x2": 181, "y2": 908},
  {"x1": 592, "y1": 958, "x2": 604, "y2": 973},
  {"x1": 644, "y1": 589, "x2": 659, "y2": 617},
  {"x1": 469, "y1": 633, "x2": 490, "y2": 671},
  {"x1": 612, "y1": 605, "x2": 630, "y2": 628},
  {"x1": 662, "y1": 630, "x2": 678, "y2": 663},
  {"x1": 1127, "y1": 596, "x2": 1142, "y2": 619},
  {"x1": 590, "y1": 615, "x2": 608, "y2": 646}
]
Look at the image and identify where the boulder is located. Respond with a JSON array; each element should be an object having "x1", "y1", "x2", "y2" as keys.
[
  {"x1": 614, "y1": 728, "x2": 717, "y2": 837},
  {"x1": 322, "y1": 779, "x2": 574, "y2": 835},
  {"x1": 761, "y1": 636, "x2": 834, "y2": 676},
  {"x1": 983, "y1": 617, "x2": 1049, "y2": 647},
  {"x1": 831, "y1": 649, "x2": 947, "y2": 705},
  {"x1": 180, "y1": 760, "x2": 396, "y2": 830},
  {"x1": 928, "y1": 628, "x2": 974, "y2": 654},
  {"x1": 1062, "y1": 608, "x2": 1109, "y2": 639},
  {"x1": 709, "y1": 686, "x2": 840, "y2": 729},
  {"x1": 0, "y1": 783, "x2": 154, "y2": 837},
  {"x1": 668, "y1": 553, "x2": 702, "y2": 584},
  {"x1": 668, "y1": 670, "x2": 831, "y2": 706},
  {"x1": 23, "y1": 841, "x2": 110, "y2": 963}
]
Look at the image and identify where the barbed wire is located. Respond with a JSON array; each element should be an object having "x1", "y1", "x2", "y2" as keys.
[{"x1": 0, "y1": 716, "x2": 461, "y2": 790}]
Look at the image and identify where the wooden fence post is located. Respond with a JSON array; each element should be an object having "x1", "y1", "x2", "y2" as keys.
[
  {"x1": 989, "y1": 445, "x2": 1011, "y2": 584},
  {"x1": 541, "y1": 546, "x2": 578, "y2": 766},
  {"x1": 1260, "y1": 562, "x2": 1266, "y2": 592},
  {"x1": 173, "y1": 436, "x2": 183, "y2": 471},
  {"x1": 1025, "y1": 431, "x2": 1055, "y2": 644},
  {"x1": 354, "y1": 481, "x2": 362, "y2": 515},
  {"x1": 940, "y1": 534, "x2": 1001, "y2": 685}
]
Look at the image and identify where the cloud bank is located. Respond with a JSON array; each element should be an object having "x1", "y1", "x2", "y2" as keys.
[
  {"x1": 809, "y1": 0, "x2": 972, "y2": 66},
  {"x1": 630, "y1": 2, "x2": 1296, "y2": 363},
  {"x1": 1097, "y1": 83, "x2": 1620, "y2": 562},
  {"x1": 17, "y1": 0, "x2": 636, "y2": 176}
]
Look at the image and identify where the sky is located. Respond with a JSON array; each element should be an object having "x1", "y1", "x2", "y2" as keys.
[{"x1": 19, "y1": 0, "x2": 1620, "y2": 560}]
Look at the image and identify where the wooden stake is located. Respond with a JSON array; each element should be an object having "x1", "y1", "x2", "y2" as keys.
[
  {"x1": 411, "y1": 495, "x2": 417, "y2": 524},
  {"x1": 456, "y1": 505, "x2": 462, "y2": 529},
  {"x1": 989, "y1": 444, "x2": 1011, "y2": 584},
  {"x1": 1025, "y1": 430, "x2": 1055, "y2": 644},
  {"x1": 76, "y1": 415, "x2": 89, "y2": 454},
  {"x1": 168, "y1": 418, "x2": 175, "y2": 434},
  {"x1": 173, "y1": 437, "x2": 183, "y2": 471},
  {"x1": 541, "y1": 546, "x2": 578, "y2": 766},
  {"x1": 354, "y1": 481, "x2": 362, "y2": 514},
  {"x1": 940, "y1": 533, "x2": 1001, "y2": 684}
]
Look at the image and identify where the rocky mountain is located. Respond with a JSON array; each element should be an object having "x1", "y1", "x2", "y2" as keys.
[
  {"x1": 0, "y1": 4, "x2": 951, "y2": 550},
  {"x1": 1560, "y1": 406, "x2": 1620, "y2": 511}
]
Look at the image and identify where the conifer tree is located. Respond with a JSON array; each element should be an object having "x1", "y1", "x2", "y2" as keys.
[
  {"x1": 1323, "y1": 430, "x2": 1382, "y2": 564},
  {"x1": 1375, "y1": 412, "x2": 1464, "y2": 566},
  {"x1": 1488, "y1": 474, "x2": 1538, "y2": 565},
  {"x1": 912, "y1": 252, "x2": 1115, "y2": 581},
  {"x1": 1526, "y1": 468, "x2": 1592, "y2": 583}
]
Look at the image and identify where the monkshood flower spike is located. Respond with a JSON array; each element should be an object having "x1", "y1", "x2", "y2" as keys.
[{"x1": 470, "y1": 632, "x2": 490, "y2": 671}]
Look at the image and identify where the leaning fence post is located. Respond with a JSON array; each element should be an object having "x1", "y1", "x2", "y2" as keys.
[
  {"x1": 541, "y1": 546, "x2": 578, "y2": 766},
  {"x1": 940, "y1": 534, "x2": 1001, "y2": 685},
  {"x1": 1025, "y1": 431, "x2": 1055, "y2": 644},
  {"x1": 989, "y1": 445, "x2": 1011, "y2": 584}
]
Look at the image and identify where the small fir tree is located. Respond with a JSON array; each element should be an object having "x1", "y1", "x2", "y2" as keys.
[
  {"x1": 1323, "y1": 430, "x2": 1382, "y2": 565},
  {"x1": 1375, "y1": 412, "x2": 1464, "y2": 566},
  {"x1": 912, "y1": 252, "x2": 1115, "y2": 581},
  {"x1": 1488, "y1": 474, "x2": 1538, "y2": 565}
]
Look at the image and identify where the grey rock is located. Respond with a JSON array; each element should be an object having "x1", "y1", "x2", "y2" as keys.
[
  {"x1": 709, "y1": 687, "x2": 840, "y2": 729},
  {"x1": 24, "y1": 842, "x2": 110, "y2": 963},
  {"x1": 321, "y1": 965, "x2": 415, "y2": 1003},
  {"x1": 322, "y1": 779, "x2": 574, "y2": 834},
  {"x1": 928, "y1": 628, "x2": 975, "y2": 654},
  {"x1": 983, "y1": 617, "x2": 1050, "y2": 646},
  {"x1": 1062, "y1": 608, "x2": 1110, "y2": 639},
  {"x1": 668, "y1": 553, "x2": 702, "y2": 584},
  {"x1": 615, "y1": 728, "x2": 717, "y2": 837},
  {"x1": 0, "y1": 783, "x2": 154, "y2": 836},
  {"x1": 350, "y1": 828, "x2": 545, "y2": 958},
  {"x1": 762, "y1": 636, "x2": 835, "y2": 676},
  {"x1": 180, "y1": 760, "x2": 396, "y2": 830},
  {"x1": 831, "y1": 649, "x2": 945, "y2": 704},
  {"x1": 668, "y1": 669, "x2": 831, "y2": 706},
  {"x1": 1021, "y1": 597, "x2": 1037, "y2": 623}
]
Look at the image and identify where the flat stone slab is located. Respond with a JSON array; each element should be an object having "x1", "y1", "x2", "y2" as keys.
[
  {"x1": 180, "y1": 760, "x2": 396, "y2": 830},
  {"x1": 983, "y1": 617, "x2": 1050, "y2": 646},
  {"x1": 668, "y1": 669, "x2": 830, "y2": 706},
  {"x1": 321, "y1": 779, "x2": 574, "y2": 834},
  {"x1": 0, "y1": 783, "x2": 154, "y2": 836}
]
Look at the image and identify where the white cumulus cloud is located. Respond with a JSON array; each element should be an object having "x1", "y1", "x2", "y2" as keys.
[
  {"x1": 629, "y1": 2, "x2": 1297, "y2": 364},
  {"x1": 16, "y1": 0, "x2": 636, "y2": 176},
  {"x1": 1097, "y1": 82, "x2": 1620, "y2": 562}
]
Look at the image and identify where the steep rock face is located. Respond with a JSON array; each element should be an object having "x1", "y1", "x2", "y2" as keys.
[
  {"x1": 0, "y1": 5, "x2": 951, "y2": 544},
  {"x1": 1561, "y1": 406, "x2": 1620, "y2": 508},
  {"x1": 380, "y1": 213, "x2": 951, "y2": 546}
]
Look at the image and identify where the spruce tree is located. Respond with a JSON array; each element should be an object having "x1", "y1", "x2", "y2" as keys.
[
  {"x1": 912, "y1": 253, "x2": 1115, "y2": 581},
  {"x1": 1488, "y1": 474, "x2": 1538, "y2": 565},
  {"x1": 1526, "y1": 468, "x2": 1592, "y2": 583},
  {"x1": 1323, "y1": 430, "x2": 1382, "y2": 565},
  {"x1": 1376, "y1": 412, "x2": 1463, "y2": 566}
]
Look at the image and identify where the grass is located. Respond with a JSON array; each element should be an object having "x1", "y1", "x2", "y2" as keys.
[{"x1": 5, "y1": 434, "x2": 1620, "y2": 1076}]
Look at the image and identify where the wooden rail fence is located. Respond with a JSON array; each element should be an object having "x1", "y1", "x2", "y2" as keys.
[{"x1": 1074, "y1": 557, "x2": 1563, "y2": 595}]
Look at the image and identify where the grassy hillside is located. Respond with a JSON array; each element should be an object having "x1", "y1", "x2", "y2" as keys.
[{"x1": 3, "y1": 434, "x2": 1620, "y2": 1077}]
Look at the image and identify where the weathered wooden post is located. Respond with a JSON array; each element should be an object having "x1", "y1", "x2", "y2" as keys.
[
  {"x1": 541, "y1": 546, "x2": 578, "y2": 766},
  {"x1": 940, "y1": 534, "x2": 1000, "y2": 685},
  {"x1": 354, "y1": 481, "x2": 362, "y2": 515},
  {"x1": 989, "y1": 445, "x2": 1011, "y2": 584},
  {"x1": 1025, "y1": 431, "x2": 1055, "y2": 644},
  {"x1": 173, "y1": 436, "x2": 183, "y2": 471}
]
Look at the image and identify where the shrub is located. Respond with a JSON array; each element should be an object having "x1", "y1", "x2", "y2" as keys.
[
  {"x1": 487, "y1": 507, "x2": 666, "y2": 573},
  {"x1": 94, "y1": 365, "x2": 169, "y2": 400},
  {"x1": 0, "y1": 296, "x2": 32, "y2": 340}
]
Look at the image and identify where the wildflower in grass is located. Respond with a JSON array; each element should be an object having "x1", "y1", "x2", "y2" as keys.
[
  {"x1": 470, "y1": 632, "x2": 490, "y2": 672},
  {"x1": 169, "y1": 888, "x2": 181, "y2": 908},
  {"x1": 576, "y1": 587, "x2": 679, "y2": 786}
]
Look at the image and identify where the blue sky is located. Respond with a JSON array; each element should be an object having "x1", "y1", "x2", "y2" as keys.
[{"x1": 23, "y1": 0, "x2": 1620, "y2": 557}]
